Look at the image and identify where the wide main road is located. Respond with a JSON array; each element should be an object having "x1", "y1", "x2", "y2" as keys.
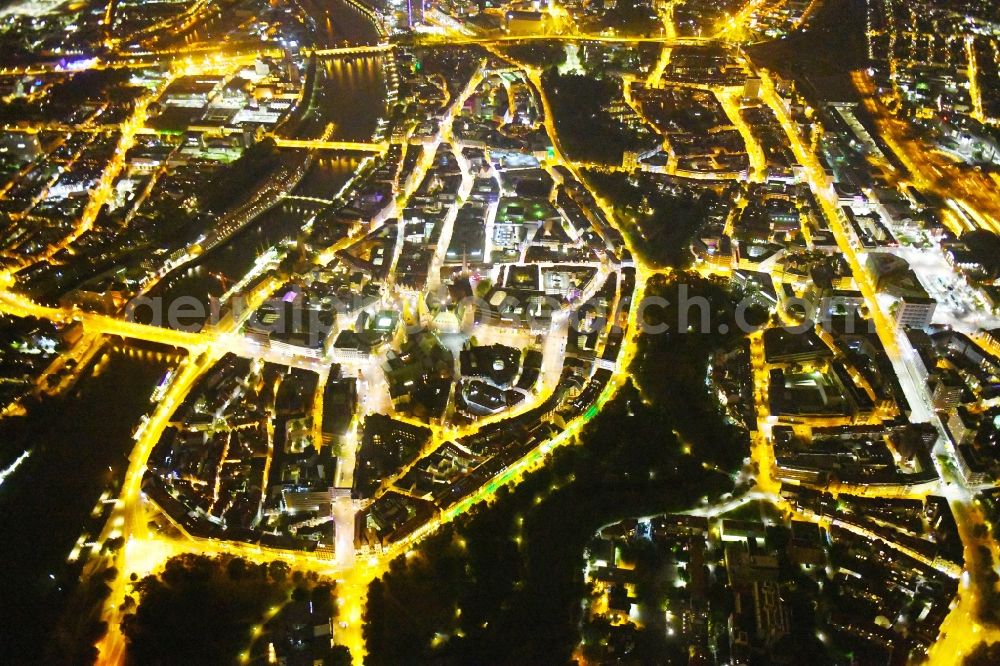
[
  {"x1": 424, "y1": 33, "x2": 712, "y2": 46},
  {"x1": 754, "y1": 61, "x2": 1000, "y2": 666},
  {"x1": 0, "y1": 258, "x2": 283, "y2": 358},
  {"x1": 0, "y1": 288, "x2": 209, "y2": 350},
  {"x1": 851, "y1": 71, "x2": 1000, "y2": 235},
  {"x1": 92, "y1": 348, "x2": 223, "y2": 665}
]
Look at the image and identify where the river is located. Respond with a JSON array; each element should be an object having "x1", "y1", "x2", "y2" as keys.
[
  {"x1": 0, "y1": 341, "x2": 177, "y2": 661},
  {"x1": 143, "y1": 0, "x2": 388, "y2": 329},
  {"x1": 0, "y1": 0, "x2": 389, "y2": 657}
]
